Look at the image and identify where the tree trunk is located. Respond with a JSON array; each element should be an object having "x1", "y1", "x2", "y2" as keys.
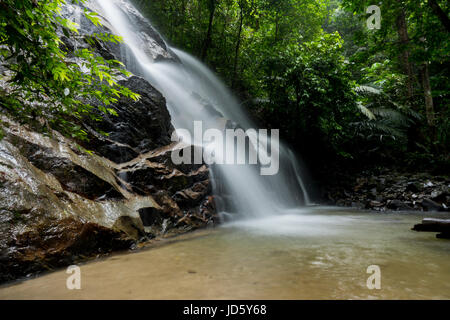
[
  {"x1": 420, "y1": 62, "x2": 436, "y2": 127},
  {"x1": 274, "y1": 11, "x2": 280, "y2": 43},
  {"x1": 396, "y1": 6, "x2": 415, "y2": 101},
  {"x1": 396, "y1": 4, "x2": 421, "y2": 152},
  {"x1": 179, "y1": 0, "x2": 186, "y2": 44},
  {"x1": 232, "y1": 7, "x2": 243, "y2": 89},
  {"x1": 201, "y1": 0, "x2": 216, "y2": 61}
]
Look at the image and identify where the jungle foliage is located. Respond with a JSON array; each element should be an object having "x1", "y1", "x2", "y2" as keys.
[
  {"x1": 0, "y1": 0, "x2": 139, "y2": 141},
  {"x1": 134, "y1": 0, "x2": 449, "y2": 171},
  {"x1": 0, "y1": 0, "x2": 448, "y2": 171}
]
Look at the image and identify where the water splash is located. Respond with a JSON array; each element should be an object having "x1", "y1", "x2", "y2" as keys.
[{"x1": 96, "y1": 0, "x2": 310, "y2": 219}]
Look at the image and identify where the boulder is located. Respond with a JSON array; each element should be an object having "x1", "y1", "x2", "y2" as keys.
[
  {"x1": 405, "y1": 182, "x2": 422, "y2": 193},
  {"x1": 412, "y1": 218, "x2": 450, "y2": 239},
  {"x1": 387, "y1": 199, "x2": 413, "y2": 211},
  {"x1": 83, "y1": 76, "x2": 174, "y2": 163},
  {"x1": 0, "y1": 217, "x2": 134, "y2": 283},
  {"x1": 431, "y1": 188, "x2": 449, "y2": 204},
  {"x1": 420, "y1": 198, "x2": 444, "y2": 212}
]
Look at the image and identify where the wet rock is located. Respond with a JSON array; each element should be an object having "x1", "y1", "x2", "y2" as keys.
[
  {"x1": 421, "y1": 198, "x2": 444, "y2": 212},
  {"x1": 0, "y1": 115, "x2": 215, "y2": 284},
  {"x1": 138, "y1": 207, "x2": 165, "y2": 227},
  {"x1": 351, "y1": 201, "x2": 364, "y2": 208},
  {"x1": 112, "y1": 216, "x2": 145, "y2": 240},
  {"x1": 59, "y1": 1, "x2": 174, "y2": 66},
  {"x1": 121, "y1": 162, "x2": 208, "y2": 196},
  {"x1": 0, "y1": 126, "x2": 149, "y2": 277},
  {"x1": 369, "y1": 200, "x2": 384, "y2": 207},
  {"x1": 116, "y1": 143, "x2": 208, "y2": 195},
  {"x1": 116, "y1": 142, "x2": 216, "y2": 235},
  {"x1": 387, "y1": 199, "x2": 413, "y2": 211},
  {"x1": 84, "y1": 76, "x2": 174, "y2": 164},
  {"x1": 406, "y1": 182, "x2": 421, "y2": 193},
  {"x1": 0, "y1": 217, "x2": 134, "y2": 283},
  {"x1": 106, "y1": 0, "x2": 170, "y2": 58},
  {"x1": 323, "y1": 168, "x2": 449, "y2": 213},
  {"x1": 201, "y1": 196, "x2": 217, "y2": 216},
  {"x1": 413, "y1": 218, "x2": 450, "y2": 239},
  {"x1": 173, "y1": 180, "x2": 211, "y2": 209},
  {"x1": 431, "y1": 188, "x2": 449, "y2": 204},
  {"x1": 424, "y1": 181, "x2": 434, "y2": 188},
  {"x1": 10, "y1": 136, "x2": 123, "y2": 200}
]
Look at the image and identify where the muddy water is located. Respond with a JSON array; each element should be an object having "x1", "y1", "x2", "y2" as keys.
[{"x1": 1, "y1": 207, "x2": 449, "y2": 299}]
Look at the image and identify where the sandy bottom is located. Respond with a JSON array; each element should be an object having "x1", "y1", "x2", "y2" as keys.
[{"x1": 1, "y1": 207, "x2": 449, "y2": 300}]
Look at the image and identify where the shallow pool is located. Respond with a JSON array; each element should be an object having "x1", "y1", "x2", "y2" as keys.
[{"x1": 1, "y1": 207, "x2": 449, "y2": 299}]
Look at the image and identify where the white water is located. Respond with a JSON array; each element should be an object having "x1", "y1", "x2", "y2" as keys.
[{"x1": 97, "y1": 0, "x2": 310, "y2": 218}]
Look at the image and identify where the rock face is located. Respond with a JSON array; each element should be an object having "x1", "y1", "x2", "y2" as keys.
[
  {"x1": 0, "y1": 1, "x2": 216, "y2": 283},
  {"x1": 59, "y1": 0, "x2": 174, "y2": 66},
  {"x1": 115, "y1": 143, "x2": 215, "y2": 237},
  {"x1": 84, "y1": 76, "x2": 174, "y2": 163}
]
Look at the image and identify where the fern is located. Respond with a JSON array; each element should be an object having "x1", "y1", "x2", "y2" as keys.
[
  {"x1": 357, "y1": 102, "x2": 376, "y2": 120},
  {"x1": 355, "y1": 85, "x2": 382, "y2": 95},
  {"x1": 353, "y1": 84, "x2": 420, "y2": 142}
]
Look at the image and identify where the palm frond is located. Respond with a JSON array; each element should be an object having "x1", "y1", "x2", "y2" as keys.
[
  {"x1": 357, "y1": 102, "x2": 376, "y2": 120},
  {"x1": 370, "y1": 108, "x2": 411, "y2": 126},
  {"x1": 350, "y1": 121, "x2": 407, "y2": 140},
  {"x1": 355, "y1": 85, "x2": 382, "y2": 95}
]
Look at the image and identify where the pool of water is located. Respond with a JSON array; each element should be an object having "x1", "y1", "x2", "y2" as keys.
[{"x1": 1, "y1": 207, "x2": 449, "y2": 299}]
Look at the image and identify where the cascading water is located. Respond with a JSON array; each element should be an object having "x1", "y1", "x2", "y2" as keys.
[{"x1": 96, "y1": 0, "x2": 311, "y2": 219}]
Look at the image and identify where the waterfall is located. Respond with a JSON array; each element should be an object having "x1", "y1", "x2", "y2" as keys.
[{"x1": 96, "y1": 0, "x2": 311, "y2": 219}]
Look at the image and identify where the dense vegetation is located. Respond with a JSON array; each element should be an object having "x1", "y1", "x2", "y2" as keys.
[
  {"x1": 134, "y1": 0, "x2": 449, "y2": 173},
  {"x1": 0, "y1": 0, "x2": 448, "y2": 173},
  {"x1": 0, "y1": 0, "x2": 139, "y2": 141}
]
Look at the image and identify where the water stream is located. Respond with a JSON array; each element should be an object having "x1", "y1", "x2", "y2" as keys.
[
  {"x1": 1, "y1": 208, "x2": 449, "y2": 299},
  {"x1": 96, "y1": 0, "x2": 310, "y2": 218}
]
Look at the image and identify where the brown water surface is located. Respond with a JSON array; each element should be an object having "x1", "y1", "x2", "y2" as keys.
[{"x1": 1, "y1": 207, "x2": 449, "y2": 299}]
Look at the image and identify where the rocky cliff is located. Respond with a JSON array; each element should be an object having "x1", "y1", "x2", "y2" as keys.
[{"x1": 0, "y1": 1, "x2": 216, "y2": 283}]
